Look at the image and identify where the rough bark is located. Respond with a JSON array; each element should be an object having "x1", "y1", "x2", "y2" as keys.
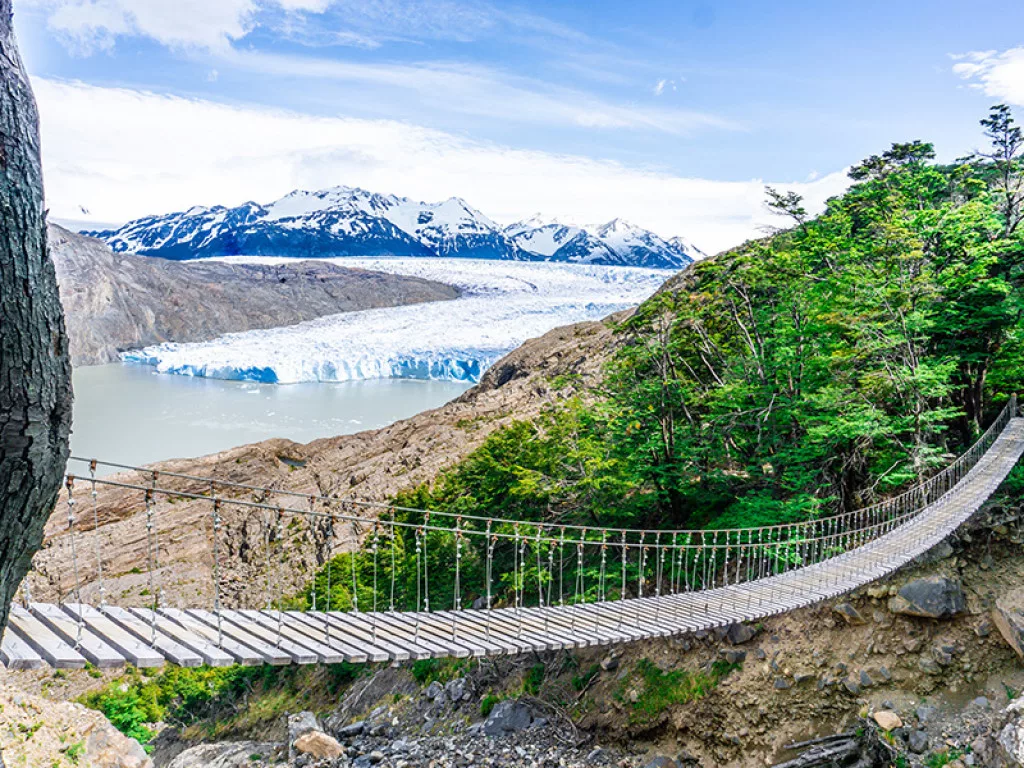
[{"x1": 0, "y1": 0, "x2": 73, "y2": 635}]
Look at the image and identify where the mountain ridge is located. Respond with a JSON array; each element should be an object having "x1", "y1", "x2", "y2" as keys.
[{"x1": 88, "y1": 185, "x2": 703, "y2": 269}]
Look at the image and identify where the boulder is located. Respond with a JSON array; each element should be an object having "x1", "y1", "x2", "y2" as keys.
[
  {"x1": 725, "y1": 622, "x2": 758, "y2": 645},
  {"x1": 169, "y1": 743, "x2": 280, "y2": 768},
  {"x1": 997, "y1": 698, "x2": 1024, "y2": 766},
  {"x1": 908, "y1": 730, "x2": 929, "y2": 754},
  {"x1": 888, "y1": 576, "x2": 965, "y2": 619},
  {"x1": 288, "y1": 711, "x2": 319, "y2": 745},
  {"x1": 993, "y1": 587, "x2": 1024, "y2": 659},
  {"x1": 293, "y1": 731, "x2": 344, "y2": 760},
  {"x1": 872, "y1": 711, "x2": 903, "y2": 731},
  {"x1": 833, "y1": 602, "x2": 867, "y2": 625},
  {"x1": 483, "y1": 699, "x2": 534, "y2": 736}
]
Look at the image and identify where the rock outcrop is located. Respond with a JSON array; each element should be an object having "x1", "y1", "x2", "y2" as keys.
[
  {"x1": 0, "y1": 684, "x2": 152, "y2": 768},
  {"x1": 49, "y1": 224, "x2": 459, "y2": 366},
  {"x1": 993, "y1": 587, "x2": 1024, "y2": 658}
]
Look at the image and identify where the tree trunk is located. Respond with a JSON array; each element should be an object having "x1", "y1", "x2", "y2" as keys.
[{"x1": 0, "y1": 0, "x2": 73, "y2": 636}]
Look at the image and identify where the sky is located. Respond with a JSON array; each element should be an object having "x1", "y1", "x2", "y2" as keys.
[{"x1": 13, "y1": 0, "x2": 1024, "y2": 254}]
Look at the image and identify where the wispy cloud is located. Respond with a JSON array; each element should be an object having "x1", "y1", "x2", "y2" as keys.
[
  {"x1": 35, "y1": 79, "x2": 844, "y2": 254},
  {"x1": 226, "y1": 50, "x2": 739, "y2": 135},
  {"x1": 951, "y1": 47, "x2": 1024, "y2": 106},
  {"x1": 18, "y1": 0, "x2": 590, "y2": 52}
]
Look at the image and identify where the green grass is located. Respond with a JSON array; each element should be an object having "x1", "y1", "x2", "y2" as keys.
[
  {"x1": 925, "y1": 748, "x2": 966, "y2": 768},
  {"x1": 617, "y1": 658, "x2": 739, "y2": 725},
  {"x1": 410, "y1": 658, "x2": 468, "y2": 686},
  {"x1": 480, "y1": 694, "x2": 501, "y2": 718},
  {"x1": 571, "y1": 664, "x2": 600, "y2": 692},
  {"x1": 523, "y1": 663, "x2": 545, "y2": 696}
]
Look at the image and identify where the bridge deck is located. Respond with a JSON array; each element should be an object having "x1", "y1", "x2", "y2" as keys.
[{"x1": 5, "y1": 418, "x2": 1023, "y2": 669}]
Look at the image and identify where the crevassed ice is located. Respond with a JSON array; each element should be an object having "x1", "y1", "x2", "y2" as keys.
[{"x1": 122, "y1": 258, "x2": 671, "y2": 384}]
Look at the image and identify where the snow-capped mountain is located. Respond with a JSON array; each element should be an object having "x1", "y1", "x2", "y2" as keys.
[{"x1": 90, "y1": 186, "x2": 700, "y2": 269}]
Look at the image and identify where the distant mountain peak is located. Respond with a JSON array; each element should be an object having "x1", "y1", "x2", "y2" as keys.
[{"x1": 89, "y1": 185, "x2": 702, "y2": 269}]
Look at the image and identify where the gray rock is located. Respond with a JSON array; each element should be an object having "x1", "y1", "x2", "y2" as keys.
[
  {"x1": 774, "y1": 677, "x2": 791, "y2": 690},
  {"x1": 170, "y1": 742, "x2": 280, "y2": 768},
  {"x1": 600, "y1": 654, "x2": 619, "y2": 672},
  {"x1": 483, "y1": 699, "x2": 534, "y2": 736},
  {"x1": 908, "y1": 730, "x2": 929, "y2": 754},
  {"x1": 425, "y1": 681, "x2": 445, "y2": 700},
  {"x1": 843, "y1": 678, "x2": 861, "y2": 695},
  {"x1": 719, "y1": 648, "x2": 747, "y2": 664},
  {"x1": 336, "y1": 720, "x2": 367, "y2": 739},
  {"x1": 993, "y1": 587, "x2": 1024, "y2": 658},
  {"x1": 859, "y1": 670, "x2": 873, "y2": 688},
  {"x1": 833, "y1": 602, "x2": 867, "y2": 625},
  {"x1": 917, "y1": 539, "x2": 954, "y2": 564},
  {"x1": 587, "y1": 747, "x2": 608, "y2": 763},
  {"x1": 918, "y1": 657, "x2": 942, "y2": 675},
  {"x1": 725, "y1": 622, "x2": 758, "y2": 645},
  {"x1": 916, "y1": 706, "x2": 937, "y2": 723},
  {"x1": 444, "y1": 678, "x2": 468, "y2": 703},
  {"x1": 888, "y1": 576, "x2": 965, "y2": 619}
]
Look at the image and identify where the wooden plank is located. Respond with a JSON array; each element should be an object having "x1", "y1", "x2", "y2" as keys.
[
  {"x1": 138, "y1": 608, "x2": 259, "y2": 666},
  {"x1": 362, "y1": 612, "x2": 479, "y2": 658},
  {"x1": 181, "y1": 609, "x2": 292, "y2": 666},
  {"x1": 0, "y1": 628, "x2": 44, "y2": 670},
  {"x1": 209, "y1": 610, "x2": 318, "y2": 665},
  {"x1": 285, "y1": 611, "x2": 396, "y2": 663},
  {"x1": 377, "y1": 611, "x2": 506, "y2": 657},
  {"x1": 8, "y1": 606, "x2": 86, "y2": 669},
  {"x1": 322, "y1": 611, "x2": 449, "y2": 660},
  {"x1": 430, "y1": 612, "x2": 542, "y2": 655},
  {"x1": 28, "y1": 603, "x2": 124, "y2": 668},
  {"x1": 61, "y1": 604, "x2": 165, "y2": 668},
  {"x1": 293, "y1": 611, "x2": 419, "y2": 662},
  {"x1": 242, "y1": 611, "x2": 351, "y2": 665},
  {"x1": 103, "y1": 607, "x2": 210, "y2": 668}
]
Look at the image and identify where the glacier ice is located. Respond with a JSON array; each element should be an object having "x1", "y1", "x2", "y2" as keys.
[{"x1": 122, "y1": 258, "x2": 671, "y2": 384}]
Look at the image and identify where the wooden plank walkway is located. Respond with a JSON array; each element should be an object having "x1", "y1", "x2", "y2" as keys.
[{"x1": 7, "y1": 417, "x2": 1023, "y2": 670}]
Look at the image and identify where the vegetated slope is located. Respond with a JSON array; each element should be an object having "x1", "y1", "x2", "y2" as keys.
[
  {"x1": 395, "y1": 129, "x2": 1024, "y2": 537},
  {"x1": 49, "y1": 224, "x2": 460, "y2": 366},
  {"x1": 86, "y1": 185, "x2": 700, "y2": 268}
]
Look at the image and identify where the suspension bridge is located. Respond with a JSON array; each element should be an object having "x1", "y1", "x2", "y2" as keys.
[{"x1": 3, "y1": 397, "x2": 1022, "y2": 670}]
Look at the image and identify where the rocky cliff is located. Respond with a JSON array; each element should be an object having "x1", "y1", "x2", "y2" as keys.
[{"x1": 49, "y1": 224, "x2": 460, "y2": 366}]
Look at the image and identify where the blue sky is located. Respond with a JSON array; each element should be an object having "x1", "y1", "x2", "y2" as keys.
[{"x1": 13, "y1": 0, "x2": 1024, "y2": 252}]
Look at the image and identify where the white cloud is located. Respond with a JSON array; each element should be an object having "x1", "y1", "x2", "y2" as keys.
[
  {"x1": 35, "y1": 78, "x2": 847, "y2": 254},
  {"x1": 227, "y1": 50, "x2": 736, "y2": 135},
  {"x1": 653, "y1": 78, "x2": 679, "y2": 96},
  {"x1": 22, "y1": 0, "x2": 259, "y2": 51},
  {"x1": 952, "y1": 47, "x2": 1024, "y2": 106},
  {"x1": 19, "y1": 0, "x2": 588, "y2": 52}
]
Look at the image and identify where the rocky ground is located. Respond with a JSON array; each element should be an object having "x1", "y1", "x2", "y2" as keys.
[{"x1": 50, "y1": 224, "x2": 460, "y2": 366}]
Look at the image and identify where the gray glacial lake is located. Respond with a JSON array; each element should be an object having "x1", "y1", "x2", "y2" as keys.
[{"x1": 70, "y1": 363, "x2": 471, "y2": 476}]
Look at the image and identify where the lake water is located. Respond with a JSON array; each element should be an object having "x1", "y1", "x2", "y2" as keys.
[{"x1": 70, "y1": 363, "x2": 471, "y2": 476}]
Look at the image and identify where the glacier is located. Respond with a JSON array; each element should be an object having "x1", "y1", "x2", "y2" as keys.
[{"x1": 122, "y1": 258, "x2": 671, "y2": 385}]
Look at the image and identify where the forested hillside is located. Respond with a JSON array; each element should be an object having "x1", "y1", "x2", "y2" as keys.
[{"x1": 393, "y1": 106, "x2": 1024, "y2": 540}]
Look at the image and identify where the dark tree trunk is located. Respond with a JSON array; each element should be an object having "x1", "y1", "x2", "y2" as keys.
[{"x1": 0, "y1": 0, "x2": 73, "y2": 636}]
